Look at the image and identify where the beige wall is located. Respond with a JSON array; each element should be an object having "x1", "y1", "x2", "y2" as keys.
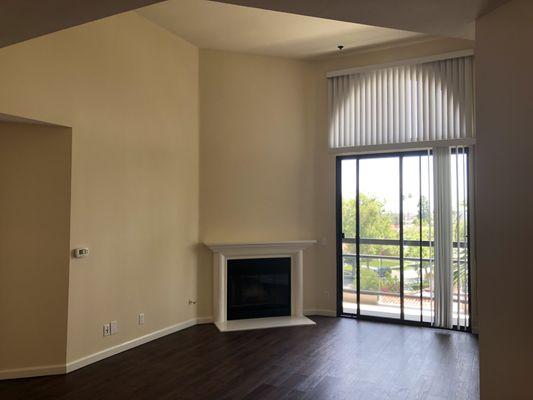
[
  {"x1": 0, "y1": 122, "x2": 71, "y2": 371},
  {"x1": 475, "y1": 1, "x2": 533, "y2": 398},
  {"x1": 198, "y1": 37, "x2": 475, "y2": 315},
  {"x1": 199, "y1": 50, "x2": 319, "y2": 312},
  {"x1": 0, "y1": 13, "x2": 200, "y2": 366}
]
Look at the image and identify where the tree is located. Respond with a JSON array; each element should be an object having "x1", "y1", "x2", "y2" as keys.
[
  {"x1": 342, "y1": 194, "x2": 398, "y2": 257},
  {"x1": 343, "y1": 194, "x2": 400, "y2": 292}
]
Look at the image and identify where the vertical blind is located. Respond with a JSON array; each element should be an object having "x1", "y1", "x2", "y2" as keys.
[
  {"x1": 428, "y1": 146, "x2": 470, "y2": 330},
  {"x1": 328, "y1": 55, "x2": 474, "y2": 149},
  {"x1": 433, "y1": 147, "x2": 454, "y2": 329}
]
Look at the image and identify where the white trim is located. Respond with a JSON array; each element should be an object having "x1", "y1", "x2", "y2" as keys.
[
  {"x1": 0, "y1": 364, "x2": 66, "y2": 380},
  {"x1": 205, "y1": 240, "x2": 317, "y2": 253},
  {"x1": 0, "y1": 317, "x2": 213, "y2": 380},
  {"x1": 66, "y1": 317, "x2": 210, "y2": 373},
  {"x1": 326, "y1": 49, "x2": 474, "y2": 78},
  {"x1": 304, "y1": 309, "x2": 337, "y2": 317},
  {"x1": 329, "y1": 138, "x2": 476, "y2": 156}
]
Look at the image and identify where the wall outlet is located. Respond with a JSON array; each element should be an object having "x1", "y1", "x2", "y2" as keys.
[
  {"x1": 103, "y1": 323, "x2": 111, "y2": 337},
  {"x1": 110, "y1": 320, "x2": 118, "y2": 335},
  {"x1": 138, "y1": 313, "x2": 145, "y2": 325},
  {"x1": 73, "y1": 247, "x2": 89, "y2": 258}
]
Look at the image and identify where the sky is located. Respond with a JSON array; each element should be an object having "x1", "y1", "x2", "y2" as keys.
[
  {"x1": 341, "y1": 155, "x2": 432, "y2": 215},
  {"x1": 341, "y1": 153, "x2": 467, "y2": 217}
]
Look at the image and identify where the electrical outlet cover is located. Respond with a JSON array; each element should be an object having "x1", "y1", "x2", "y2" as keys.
[
  {"x1": 110, "y1": 320, "x2": 118, "y2": 335},
  {"x1": 103, "y1": 323, "x2": 111, "y2": 337},
  {"x1": 138, "y1": 313, "x2": 145, "y2": 325}
]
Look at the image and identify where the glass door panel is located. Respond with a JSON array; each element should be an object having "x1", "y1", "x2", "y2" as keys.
[
  {"x1": 401, "y1": 154, "x2": 434, "y2": 322},
  {"x1": 358, "y1": 157, "x2": 400, "y2": 319},
  {"x1": 340, "y1": 159, "x2": 357, "y2": 315},
  {"x1": 338, "y1": 150, "x2": 470, "y2": 328}
]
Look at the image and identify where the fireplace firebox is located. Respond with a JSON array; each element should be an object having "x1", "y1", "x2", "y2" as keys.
[{"x1": 227, "y1": 257, "x2": 291, "y2": 320}]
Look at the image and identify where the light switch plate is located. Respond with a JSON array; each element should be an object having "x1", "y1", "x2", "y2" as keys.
[{"x1": 110, "y1": 320, "x2": 118, "y2": 335}]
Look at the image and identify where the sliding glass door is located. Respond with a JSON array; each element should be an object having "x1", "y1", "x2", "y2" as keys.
[{"x1": 337, "y1": 150, "x2": 471, "y2": 329}]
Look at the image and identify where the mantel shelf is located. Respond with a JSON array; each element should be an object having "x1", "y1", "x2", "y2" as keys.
[{"x1": 204, "y1": 240, "x2": 317, "y2": 253}]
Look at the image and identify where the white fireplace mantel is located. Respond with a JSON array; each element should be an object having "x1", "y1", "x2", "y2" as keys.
[{"x1": 205, "y1": 240, "x2": 317, "y2": 332}]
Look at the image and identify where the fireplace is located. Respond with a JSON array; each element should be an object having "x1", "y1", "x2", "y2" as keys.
[
  {"x1": 227, "y1": 257, "x2": 291, "y2": 320},
  {"x1": 205, "y1": 241, "x2": 316, "y2": 331}
]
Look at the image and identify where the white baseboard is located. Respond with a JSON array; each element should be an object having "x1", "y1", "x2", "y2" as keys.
[
  {"x1": 66, "y1": 317, "x2": 213, "y2": 373},
  {"x1": 0, "y1": 317, "x2": 213, "y2": 380},
  {"x1": 0, "y1": 364, "x2": 66, "y2": 380},
  {"x1": 304, "y1": 309, "x2": 337, "y2": 317}
]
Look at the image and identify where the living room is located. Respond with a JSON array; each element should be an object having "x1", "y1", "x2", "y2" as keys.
[{"x1": 0, "y1": 1, "x2": 531, "y2": 399}]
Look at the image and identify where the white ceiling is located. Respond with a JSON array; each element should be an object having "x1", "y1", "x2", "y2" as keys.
[
  {"x1": 213, "y1": 0, "x2": 510, "y2": 40},
  {"x1": 138, "y1": 0, "x2": 425, "y2": 59},
  {"x1": 0, "y1": 0, "x2": 507, "y2": 50}
]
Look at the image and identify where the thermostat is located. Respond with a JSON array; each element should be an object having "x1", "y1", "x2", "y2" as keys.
[{"x1": 73, "y1": 248, "x2": 89, "y2": 258}]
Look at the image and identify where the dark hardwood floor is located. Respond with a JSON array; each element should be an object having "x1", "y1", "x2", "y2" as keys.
[{"x1": 0, "y1": 317, "x2": 479, "y2": 400}]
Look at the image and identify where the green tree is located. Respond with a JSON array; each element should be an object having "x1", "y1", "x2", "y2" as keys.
[
  {"x1": 343, "y1": 194, "x2": 398, "y2": 239},
  {"x1": 342, "y1": 194, "x2": 398, "y2": 257},
  {"x1": 343, "y1": 194, "x2": 400, "y2": 292}
]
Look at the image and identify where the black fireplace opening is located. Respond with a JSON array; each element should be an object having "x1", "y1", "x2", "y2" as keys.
[{"x1": 227, "y1": 257, "x2": 291, "y2": 320}]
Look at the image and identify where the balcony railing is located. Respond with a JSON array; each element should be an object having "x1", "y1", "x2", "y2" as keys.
[
  {"x1": 342, "y1": 237, "x2": 469, "y2": 248},
  {"x1": 341, "y1": 237, "x2": 470, "y2": 319}
]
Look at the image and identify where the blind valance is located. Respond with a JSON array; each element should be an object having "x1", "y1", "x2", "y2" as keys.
[{"x1": 328, "y1": 55, "x2": 474, "y2": 150}]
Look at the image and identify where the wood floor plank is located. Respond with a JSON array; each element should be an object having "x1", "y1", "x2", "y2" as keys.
[{"x1": 0, "y1": 317, "x2": 479, "y2": 400}]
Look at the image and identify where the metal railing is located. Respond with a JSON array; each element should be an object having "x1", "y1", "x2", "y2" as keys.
[
  {"x1": 342, "y1": 287, "x2": 469, "y2": 304},
  {"x1": 341, "y1": 247, "x2": 470, "y2": 306},
  {"x1": 341, "y1": 236, "x2": 469, "y2": 305},
  {"x1": 342, "y1": 237, "x2": 468, "y2": 248}
]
